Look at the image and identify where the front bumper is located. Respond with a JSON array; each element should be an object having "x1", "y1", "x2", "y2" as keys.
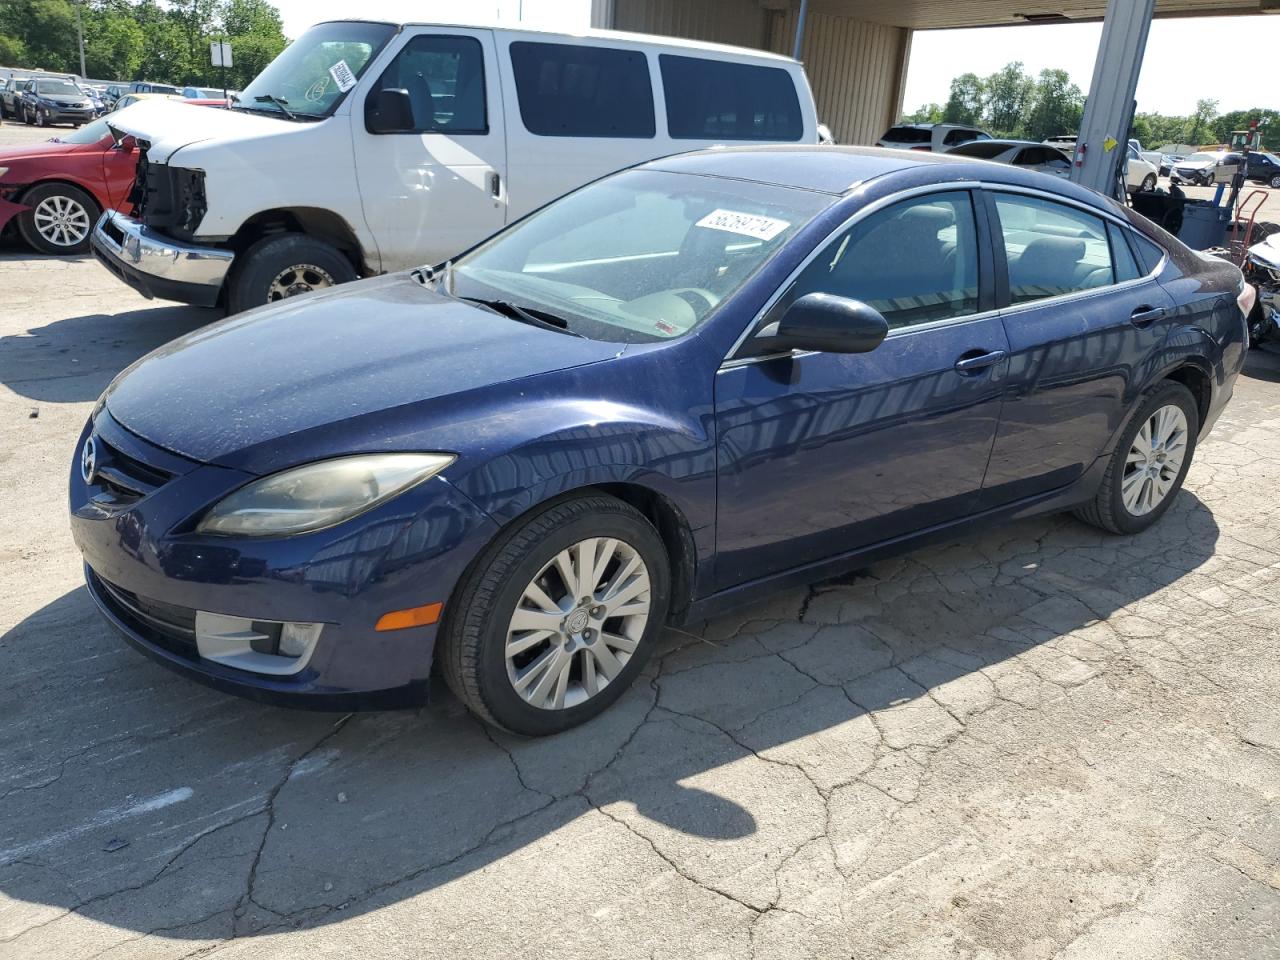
[
  {"x1": 70, "y1": 412, "x2": 499, "y2": 709},
  {"x1": 91, "y1": 211, "x2": 234, "y2": 307},
  {"x1": 1171, "y1": 169, "x2": 1209, "y2": 184},
  {"x1": 45, "y1": 105, "x2": 95, "y2": 124}
]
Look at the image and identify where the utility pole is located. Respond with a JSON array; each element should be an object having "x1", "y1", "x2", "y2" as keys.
[{"x1": 74, "y1": 0, "x2": 87, "y2": 79}]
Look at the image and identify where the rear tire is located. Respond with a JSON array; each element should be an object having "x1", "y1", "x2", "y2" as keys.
[
  {"x1": 1073, "y1": 382, "x2": 1199, "y2": 535},
  {"x1": 440, "y1": 494, "x2": 671, "y2": 736},
  {"x1": 225, "y1": 233, "x2": 356, "y2": 314}
]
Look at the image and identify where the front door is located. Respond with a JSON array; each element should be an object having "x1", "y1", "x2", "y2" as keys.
[
  {"x1": 979, "y1": 191, "x2": 1178, "y2": 505},
  {"x1": 713, "y1": 190, "x2": 1008, "y2": 589},
  {"x1": 354, "y1": 29, "x2": 507, "y2": 271}
]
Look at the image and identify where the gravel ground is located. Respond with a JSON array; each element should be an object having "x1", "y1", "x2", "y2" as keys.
[{"x1": 1, "y1": 120, "x2": 1279, "y2": 959}]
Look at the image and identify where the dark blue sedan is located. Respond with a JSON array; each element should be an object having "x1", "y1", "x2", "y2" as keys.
[{"x1": 70, "y1": 147, "x2": 1249, "y2": 735}]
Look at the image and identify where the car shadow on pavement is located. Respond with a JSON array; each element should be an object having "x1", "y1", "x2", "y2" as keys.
[
  {"x1": 1243, "y1": 343, "x2": 1280, "y2": 383},
  {"x1": 0, "y1": 491, "x2": 1221, "y2": 943},
  {"x1": 0, "y1": 304, "x2": 219, "y2": 404}
]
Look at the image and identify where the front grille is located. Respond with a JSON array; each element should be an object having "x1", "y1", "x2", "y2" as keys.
[
  {"x1": 93, "y1": 571, "x2": 199, "y2": 660},
  {"x1": 90, "y1": 435, "x2": 174, "y2": 507}
]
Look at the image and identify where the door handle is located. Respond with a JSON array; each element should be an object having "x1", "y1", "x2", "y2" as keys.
[
  {"x1": 954, "y1": 349, "x2": 1007, "y2": 374},
  {"x1": 1130, "y1": 305, "x2": 1166, "y2": 327},
  {"x1": 489, "y1": 171, "x2": 501, "y2": 197}
]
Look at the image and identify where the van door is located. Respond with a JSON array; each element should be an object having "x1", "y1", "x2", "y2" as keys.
[
  {"x1": 354, "y1": 28, "x2": 507, "y2": 271},
  {"x1": 499, "y1": 37, "x2": 659, "y2": 222}
]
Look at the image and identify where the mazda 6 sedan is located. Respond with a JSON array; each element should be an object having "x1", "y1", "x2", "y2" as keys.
[{"x1": 71, "y1": 146, "x2": 1249, "y2": 736}]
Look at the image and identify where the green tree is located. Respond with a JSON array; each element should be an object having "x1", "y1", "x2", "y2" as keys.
[
  {"x1": 901, "y1": 102, "x2": 943, "y2": 124},
  {"x1": 984, "y1": 61, "x2": 1034, "y2": 137},
  {"x1": 943, "y1": 72, "x2": 985, "y2": 126},
  {"x1": 1213, "y1": 108, "x2": 1280, "y2": 151},
  {"x1": 1187, "y1": 97, "x2": 1219, "y2": 147},
  {"x1": 1024, "y1": 68, "x2": 1084, "y2": 142}
]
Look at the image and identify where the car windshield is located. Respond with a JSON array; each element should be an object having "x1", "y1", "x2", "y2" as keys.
[
  {"x1": 1187, "y1": 153, "x2": 1216, "y2": 162},
  {"x1": 237, "y1": 20, "x2": 396, "y2": 119},
  {"x1": 37, "y1": 79, "x2": 80, "y2": 96},
  {"x1": 51, "y1": 116, "x2": 112, "y2": 144},
  {"x1": 450, "y1": 169, "x2": 832, "y2": 344}
]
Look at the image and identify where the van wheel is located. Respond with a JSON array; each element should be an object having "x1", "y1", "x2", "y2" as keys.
[
  {"x1": 17, "y1": 182, "x2": 100, "y2": 254},
  {"x1": 439, "y1": 494, "x2": 670, "y2": 736},
  {"x1": 1073, "y1": 382, "x2": 1199, "y2": 535},
  {"x1": 226, "y1": 234, "x2": 356, "y2": 314}
]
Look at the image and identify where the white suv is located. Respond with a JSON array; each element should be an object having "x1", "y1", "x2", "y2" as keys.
[
  {"x1": 92, "y1": 22, "x2": 818, "y2": 313},
  {"x1": 876, "y1": 123, "x2": 991, "y2": 152}
]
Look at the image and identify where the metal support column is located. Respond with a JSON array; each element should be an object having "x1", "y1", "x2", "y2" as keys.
[
  {"x1": 1070, "y1": 0, "x2": 1155, "y2": 196},
  {"x1": 792, "y1": 0, "x2": 810, "y2": 60}
]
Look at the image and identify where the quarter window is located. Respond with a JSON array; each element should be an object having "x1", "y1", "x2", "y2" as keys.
[
  {"x1": 660, "y1": 55, "x2": 802, "y2": 141},
  {"x1": 510, "y1": 41, "x2": 654, "y2": 138},
  {"x1": 1108, "y1": 223, "x2": 1143, "y2": 283},
  {"x1": 368, "y1": 35, "x2": 487, "y2": 134},
  {"x1": 993, "y1": 194, "x2": 1115, "y2": 305},
  {"x1": 780, "y1": 191, "x2": 980, "y2": 330}
]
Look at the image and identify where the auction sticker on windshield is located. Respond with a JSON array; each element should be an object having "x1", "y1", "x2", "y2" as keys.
[
  {"x1": 696, "y1": 209, "x2": 790, "y2": 241},
  {"x1": 328, "y1": 59, "x2": 357, "y2": 93}
]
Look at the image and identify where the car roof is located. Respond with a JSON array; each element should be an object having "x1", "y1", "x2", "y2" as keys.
[
  {"x1": 313, "y1": 20, "x2": 799, "y2": 64},
  {"x1": 643, "y1": 144, "x2": 1114, "y2": 208}
]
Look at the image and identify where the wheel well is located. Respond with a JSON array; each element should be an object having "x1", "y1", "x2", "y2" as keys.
[
  {"x1": 18, "y1": 178, "x2": 102, "y2": 211},
  {"x1": 1165, "y1": 365, "x2": 1210, "y2": 427},
  {"x1": 593, "y1": 483, "x2": 698, "y2": 620},
  {"x1": 228, "y1": 208, "x2": 368, "y2": 274}
]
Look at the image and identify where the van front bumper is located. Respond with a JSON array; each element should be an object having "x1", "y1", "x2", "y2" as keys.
[{"x1": 91, "y1": 211, "x2": 234, "y2": 307}]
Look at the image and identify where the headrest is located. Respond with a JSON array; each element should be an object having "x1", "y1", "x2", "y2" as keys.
[{"x1": 1018, "y1": 236, "x2": 1086, "y2": 269}]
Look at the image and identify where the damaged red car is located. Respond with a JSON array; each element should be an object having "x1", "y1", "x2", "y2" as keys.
[{"x1": 0, "y1": 116, "x2": 136, "y2": 254}]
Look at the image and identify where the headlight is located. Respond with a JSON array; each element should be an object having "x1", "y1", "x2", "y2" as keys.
[{"x1": 196, "y1": 453, "x2": 455, "y2": 537}]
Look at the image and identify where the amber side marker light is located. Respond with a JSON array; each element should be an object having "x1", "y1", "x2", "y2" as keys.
[{"x1": 375, "y1": 602, "x2": 443, "y2": 632}]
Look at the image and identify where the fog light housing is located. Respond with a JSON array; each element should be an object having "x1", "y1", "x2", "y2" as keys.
[{"x1": 195, "y1": 612, "x2": 323, "y2": 676}]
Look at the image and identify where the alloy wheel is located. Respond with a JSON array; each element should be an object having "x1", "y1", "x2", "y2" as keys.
[
  {"x1": 505, "y1": 537, "x2": 651, "y2": 711},
  {"x1": 36, "y1": 109, "x2": 46, "y2": 127},
  {"x1": 266, "y1": 263, "x2": 335, "y2": 302},
  {"x1": 1121, "y1": 404, "x2": 1188, "y2": 516},
  {"x1": 32, "y1": 194, "x2": 91, "y2": 248},
  {"x1": 1270, "y1": 174, "x2": 1280, "y2": 189}
]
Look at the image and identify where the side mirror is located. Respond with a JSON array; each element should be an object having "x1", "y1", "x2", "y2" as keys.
[
  {"x1": 366, "y1": 88, "x2": 414, "y2": 134},
  {"x1": 753, "y1": 293, "x2": 889, "y2": 355},
  {"x1": 115, "y1": 135, "x2": 136, "y2": 153}
]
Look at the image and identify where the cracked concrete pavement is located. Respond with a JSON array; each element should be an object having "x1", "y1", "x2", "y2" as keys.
[{"x1": 2, "y1": 131, "x2": 1279, "y2": 956}]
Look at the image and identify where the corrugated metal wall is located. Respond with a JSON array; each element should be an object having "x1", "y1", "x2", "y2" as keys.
[{"x1": 604, "y1": 0, "x2": 909, "y2": 146}]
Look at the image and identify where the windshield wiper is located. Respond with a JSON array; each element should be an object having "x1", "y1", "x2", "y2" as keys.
[
  {"x1": 463, "y1": 297, "x2": 583, "y2": 337},
  {"x1": 411, "y1": 261, "x2": 454, "y2": 294},
  {"x1": 253, "y1": 94, "x2": 297, "y2": 120}
]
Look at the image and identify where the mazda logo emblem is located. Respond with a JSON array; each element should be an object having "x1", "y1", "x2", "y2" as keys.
[{"x1": 81, "y1": 435, "x2": 98, "y2": 485}]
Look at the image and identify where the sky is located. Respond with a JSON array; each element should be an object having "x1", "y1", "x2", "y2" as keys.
[
  {"x1": 903, "y1": 16, "x2": 1280, "y2": 118},
  {"x1": 266, "y1": 2, "x2": 1273, "y2": 119}
]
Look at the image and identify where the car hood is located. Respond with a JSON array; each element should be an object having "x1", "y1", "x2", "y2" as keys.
[
  {"x1": 1177, "y1": 159, "x2": 1215, "y2": 169},
  {"x1": 0, "y1": 138, "x2": 94, "y2": 161},
  {"x1": 103, "y1": 274, "x2": 626, "y2": 467},
  {"x1": 106, "y1": 99, "x2": 296, "y2": 163},
  {"x1": 1249, "y1": 232, "x2": 1280, "y2": 269}
]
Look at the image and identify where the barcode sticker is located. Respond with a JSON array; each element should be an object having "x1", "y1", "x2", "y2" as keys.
[
  {"x1": 328, "y1": 59, "x2": 357, "y2": 93},
  {"x1": 695, "y1": 209, "x2": 790, "y2": 241}
]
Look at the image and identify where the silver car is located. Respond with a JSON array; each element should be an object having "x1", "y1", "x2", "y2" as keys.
[
  {"x1": 946, "y1": 139, "x2": 1072, "y2": 178},
  {"x1": 1171, "y1": 151, "x2": 1241, "y2": 186}
]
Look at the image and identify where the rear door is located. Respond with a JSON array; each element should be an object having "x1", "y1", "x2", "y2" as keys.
[
  {"x1": 979, "y1": 190, "x2": 1177, "y2": 506},
  {"x1": 713, "y1": 189, "x2": 1009, "y2": 588},
  {"x1": 354, "y1": 28, "x2": 507, "y2": 270}
]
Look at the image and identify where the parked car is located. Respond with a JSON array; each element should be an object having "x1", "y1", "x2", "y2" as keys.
[
  {"x1": 1170, "y1": 151, "x2": 1241, "y2": 186},
  {"x1": 79, "y1": 84, "x2": 107, "y2": 116},
  {"x1": 181, "y1": 86, "x2": 224, "y2": 99},
  {"x1": 0, "y1": 116, "x2": 137, "y2": 253},
  {"x1": 1244, "y1": 151, "x2": 1280, "y2": 188},
  {"x1": 877, "y1": 122, "x2": 990, "y2": 152},
  {"x1": 91, "y1": 21, "x2": 819, "y2": 313},
  {"x1": 17, "y1": 76, "x2": 96, "y2": 127},
  {"x1": 1040, "y1": 137, "x2": 1157, "y2": 193},
  {"x1": 0, "y1": 75, "x2": 30, "y2": 118},
  {"x1": 71, "y1": 145, "x2": 1248, "y2": 734},
  {"x1": 1159, "y1": 154, "x2": 1185, "y2": 177},
  {"x1": 109, "y1": 91, "x2": 187, "y2": 111},
  {"x1": 946, "y1": 138, "x2": 1072, "y2": 178}
]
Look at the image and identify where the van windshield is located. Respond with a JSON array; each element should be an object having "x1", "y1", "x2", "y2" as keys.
[
  {"x1": 237, "y1": 21, "x2": 396, "y2": 119},
  {"x1": 449, "y1": 169, "x2": 832, "y2": 344}
]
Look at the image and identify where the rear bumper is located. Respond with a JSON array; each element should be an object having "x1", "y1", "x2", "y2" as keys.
[{"x1": 91, "y1": 211, "x2": 233, "y2": 307}]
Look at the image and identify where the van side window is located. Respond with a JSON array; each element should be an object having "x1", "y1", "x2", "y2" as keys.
[
  {"x1": 659, "y1": 55, "x2": 802, "y2": 141},
  {"x1": 369, "y1": 35, "x2": 487, "y2": 134},
  {"x1": 509, "y1": 41, "x2": 654, "y2": 138}
]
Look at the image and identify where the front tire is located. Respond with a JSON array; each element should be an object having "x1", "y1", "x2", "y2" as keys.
[
  {"x1": 1205, "y1": 173, "x2": 1215, "y2": 186},
  {"x1": 440, "y1": 494, "x2": 671, "y2": 736},
  {"x1": 1140, "y1": 174, "x2": 1157, "y2": 192},
  {"x1": 1269, "y1": 174, "x2": 1280, "y2": 189},
  {"x1": 17, "y1": 182, "x2": 100, "y2": 254},
  {"x1": 1074, "y1": 382, "x2": 1199, "y2": 535},
  {"x1": 225, "y1": 233, "x2": 356, "y2": 314}
]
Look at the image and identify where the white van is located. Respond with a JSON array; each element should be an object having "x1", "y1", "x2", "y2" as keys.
[{"x1": 91, "y1": 21, "x2": 818, "y2": 313}]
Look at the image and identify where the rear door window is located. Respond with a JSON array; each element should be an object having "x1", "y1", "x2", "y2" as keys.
[
  {"x1": 883, "y1": 126, "x2": 930, "y2": 144},
  {"x1": 660, "y1": 54, "x2": 802, "y2": 141},
  {"x1": 509, "y1": 41, "x2": 654, "y2": 138},
  {"x1": 992, "y1": 194, "x2": 1116, "y2": 304}
]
